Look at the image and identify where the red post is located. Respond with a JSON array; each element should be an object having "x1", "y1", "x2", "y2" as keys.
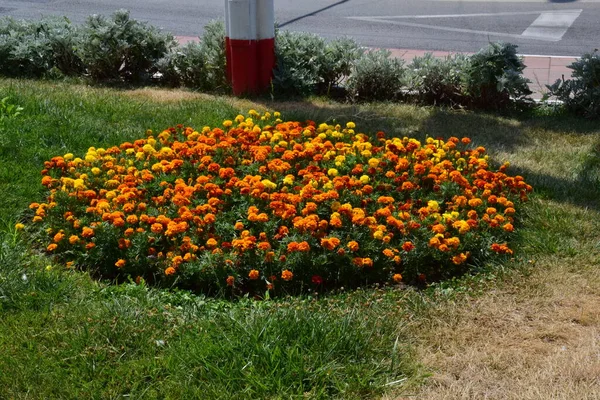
[{"x1": 225, "y1": 0, "x2": 274, "y2": 95}]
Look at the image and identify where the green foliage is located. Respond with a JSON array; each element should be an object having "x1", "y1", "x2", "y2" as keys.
[
  {"x1": 546, "y1": 50, "x2": 600, "y2": 119},
  {"x1": 465, "y1": 42, "x2": 532, "y2": 109},
  {"x1": 156, "y1": 20, "x2": 228, "y2": 91},
  {"x1": 347, "y1": 49, "x2": 405, "y2": 102},
  {"x1": 273, "y1": 30, "x2": 327, "y2": 96},
  {"x1": 0, "y1": 16, "x2": 82, "y2": 77},
  {"x1": 199, "y1": 20, "x2": 228, "y2": 91},
  {"x1": 406, "y1": 53, "x2": 470, "y2": 106},
  {"x1": 156, "y1": 41, "x2": 208, "y2": 88},
  {"x1": 77, "y1": 9, "x2": 175, "y2": 82},
  {"x1": 317, "y1": 37, "x2": 364, "y2": 95},
  {"x1": 0, "y1": 96, "x2": 23, "y2": 122}
]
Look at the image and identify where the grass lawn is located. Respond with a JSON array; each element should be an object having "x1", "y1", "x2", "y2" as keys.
[{"x1": 1, "y1": 79, "x2": 599, "y2": 399}]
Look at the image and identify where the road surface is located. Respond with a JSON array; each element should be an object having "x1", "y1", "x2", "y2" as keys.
[{"x1": 1, "y1": 0, "x2": 598, "y2": 56}]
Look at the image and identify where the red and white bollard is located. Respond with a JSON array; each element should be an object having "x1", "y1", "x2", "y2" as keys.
[{"x1": 225, "y1": 0, "x2": 275, "y2": 95}]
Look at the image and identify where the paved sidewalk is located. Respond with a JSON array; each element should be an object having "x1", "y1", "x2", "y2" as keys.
[{"x1": 175, "y1": 36, "x2": 577, "y2": 99}]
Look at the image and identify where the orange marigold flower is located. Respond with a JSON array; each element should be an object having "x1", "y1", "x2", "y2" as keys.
[
  {"x1": 206, "y1": 238, "x2": 218, "y2": 248},
  {"x1": 287, "y1": 241, "x2": 299, "y2": 252},
  {"x1": 165, "y1": 266, "x2": 176, "y2": 276},
  {"x1": 53, "y1": 232, "x2": 65, "y2": 243},
  {"x1": 115, "y1": 259, "x2": 126, "y2": 268},
  {"x1": 402, "y1": 241, "x2": 415, "y2": 252},
  {"x1": 503, "y1": 223, "x2": 514, "y2": 232},
  {"x1": 468, "y1": 198, "x2": 483, "y2": 207},
  {"x1": 248, "y1": 269, "x2": 260, "y2": 280},
  {"x1": 281, "y1": 269, "x2": 293, "y2": 281},
  {"x1": 151, "y1": 223, "x2": 163, "y2": 234},
  {"x1": 47, "y1": 243, "x2": 58, "y2": 252},
  {"x1": 347, "y1": 241, "x2": 359, "y2": 252},
  {"x1": 320, "y1": 237, "x2": 340, "y2": 250},
  {"x1": 226, "y1": 275, "x2": 235, "y2": 286},
  {"x1": 452, "y1": 253, "x2": 468, "y2": 265},
  {"x1": 234, "y1": 221, "x2": 244, "y2": 230},
  {"x1": 392, "y1": 273, "x2": 402, "y2": 283},
  {"x1": 298, "y1": 241, "x2": 311, "y2": 252},
  {"x1": 68, "y1": 235, "x2": 79, "y2": 245},
  {"x1": 382, "y1": 248, "x2": 394, "y2": 258},
  {"x1": 431, "y1": 224, "x2": 445, "y2": 234},
  {"x1": 362, "y1": 258, "x2": 373, "y2": 268}
]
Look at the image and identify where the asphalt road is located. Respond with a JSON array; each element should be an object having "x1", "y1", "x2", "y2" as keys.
[{"x1": 1, "y1": 0, "x2": 598, "y2": 56}]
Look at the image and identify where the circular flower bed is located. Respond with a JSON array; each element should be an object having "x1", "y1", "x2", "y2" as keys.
[{"x1": 25, "y1": 111, "x2": 531, "y2": 295}]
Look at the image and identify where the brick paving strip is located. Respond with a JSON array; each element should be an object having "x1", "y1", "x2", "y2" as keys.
[{"x1": 175, "y1": 36, "x2": 578, "y2": 99}]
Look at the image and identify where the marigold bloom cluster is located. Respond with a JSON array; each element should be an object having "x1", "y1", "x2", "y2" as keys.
[{"x1": 26, "y1": 111, "x2": 531, "y2": 294}]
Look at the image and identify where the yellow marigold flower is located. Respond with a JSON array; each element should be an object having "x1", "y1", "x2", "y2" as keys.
[
  {"x1": 368, "y1": 158, "x2": 380, "y2": 168},
  {"x1": 346, "y1": 121, "x2": 356, "y2": 129},
  {"x1": 427, "y1": 200, "x2": 440, "y2": 212},
  {"x1": 223, "y1": 120, "x2": 233, "y2": 128},
  {"x1": 14, "y1": 223, "x2": 24, "y2": 231},
  {"x1": 261, "y1": 179, "x2": 277, "y2": 190},
  {"x1": 359, "y1": 175, "x2": 370, "y2": 184},
  {"x1": 327, "y1": 168, "x2": 338, "y2": 177}
]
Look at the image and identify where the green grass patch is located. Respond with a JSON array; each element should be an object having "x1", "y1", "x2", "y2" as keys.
[{"x1": 1, "y1": 78, "x2": 600, "y2": 398}]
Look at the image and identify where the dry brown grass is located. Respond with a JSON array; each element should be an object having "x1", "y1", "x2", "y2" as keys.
[{"x1": 389, "y1": 247, "x2": 600, "y2": 399}]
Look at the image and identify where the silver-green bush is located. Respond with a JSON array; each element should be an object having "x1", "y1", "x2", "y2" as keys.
[
  {"x1": 273, "y1": 31, "x2": 326, "y2": 96},
  {"x1": 77, "y1": 10, "x2": 175, "y2": 82},
  {"x1": 346, "y1": 49, "x2": 405, "y2": 102},
  {"x1": 406, "y1": 53, "x2": 469, "y2": 106}
]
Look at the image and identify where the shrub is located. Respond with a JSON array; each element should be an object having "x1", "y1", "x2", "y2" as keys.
[
  {"x1": 156, "y1": 20, "x2": 228, "y2": 91},
  {"x1": 347, "y1": 49, "x2": 405, "y2": 102},
  {"x1": 546, "y1": 50, "x2": 600, "y2": 119},
  {"x1": 0, "y1": 16, "x2": 82, "y2": 77},
  {"x1": 465, "y1": 42, "x2": 531, "y2": 109},
  {"x1": 273, "y1": 31, "x2": 326, "y2": 96},
  {"x1": 406, "y1": 53, "x2": 470, "y2": 106},
  {"x1": 317, "y1": 37, "x2": 364, "y2": 95},
  {"x1": 25, "y1": 111, "x2": 531, "y2": 296},
  {"x1": 199, "y1": 20, "x2": 228, "y2": 91},
  {"x1": 77, "y1": 9, "x2": 175, "y2": 82},
  {"x1": 156, "y1": 41, "x2": 207, "y2": 88}
]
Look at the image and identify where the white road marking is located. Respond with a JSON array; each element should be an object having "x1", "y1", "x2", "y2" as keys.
[
  {"x1": 521, "y1": 10, "x2": 582, "y2": 40},
  {"x1": 348, "y1": 10, "x2": 582, "y2": 42}
]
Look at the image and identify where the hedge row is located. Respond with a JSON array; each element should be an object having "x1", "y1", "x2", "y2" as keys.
[{"x1": 1, "y1": 11, "x2": 598, "y2": 115}]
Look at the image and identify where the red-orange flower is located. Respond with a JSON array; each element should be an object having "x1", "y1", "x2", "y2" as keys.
[{"x1": 281, "y1": 269, "x2": 293, "y2": 281}]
